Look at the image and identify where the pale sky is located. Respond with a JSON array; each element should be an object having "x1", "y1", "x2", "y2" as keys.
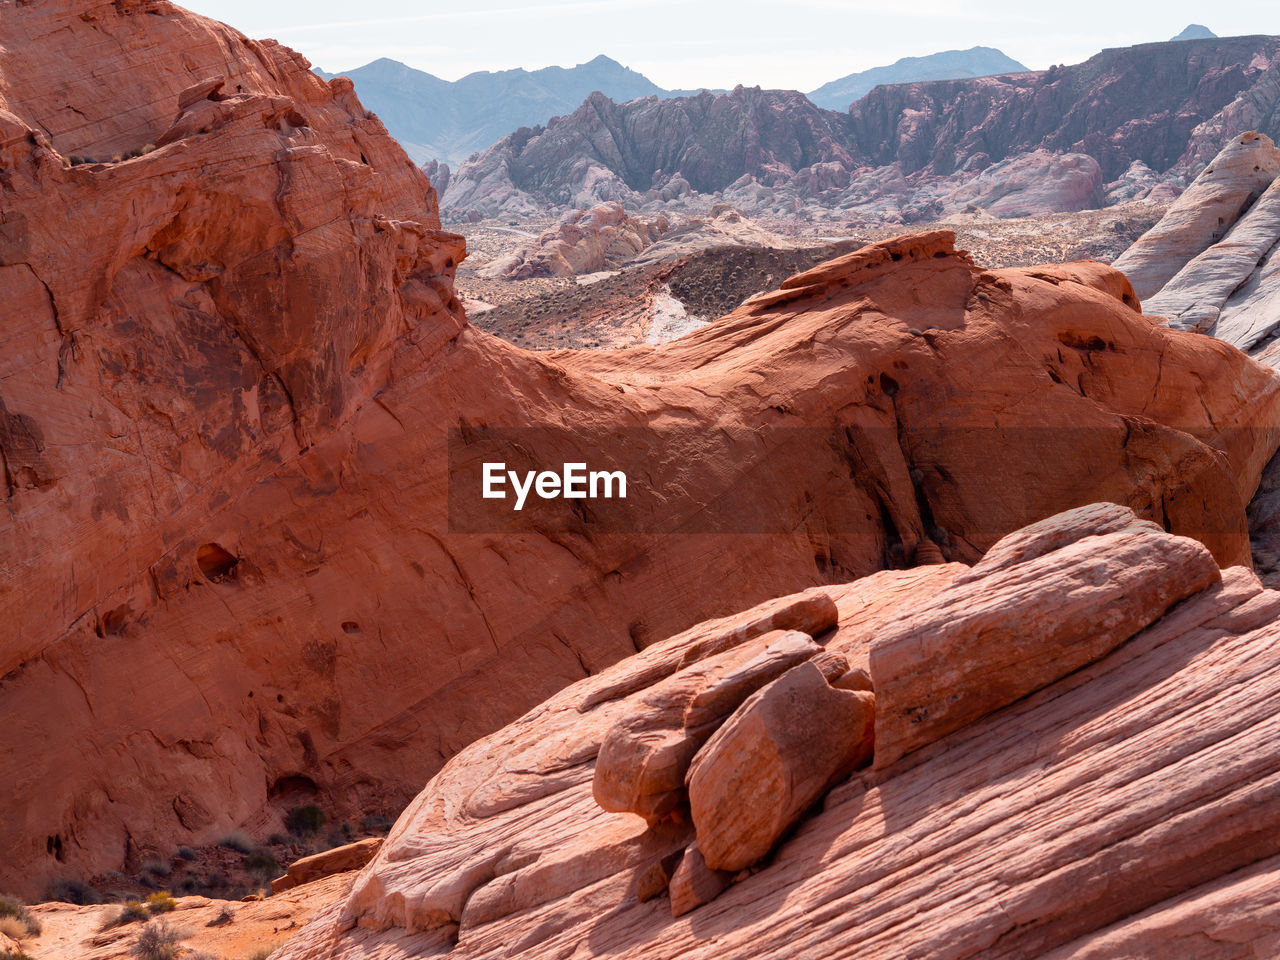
[{"x1": 180, "y1": 0, "x2": 1280, "y2": 92}]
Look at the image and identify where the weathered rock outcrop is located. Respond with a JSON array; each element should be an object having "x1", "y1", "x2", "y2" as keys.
[
  {"x1": 477, "y1": 202, "x2": 669, "y2": 279},
  {"x1": 272, "y1": 838, "x2": 384, "y2": 894},
  {"x1": 5, "y1": 1, "x2": 1280, "y2": 904},
  {"x1": 870, "y1": 502, "x2": 1220, "y2": 766},
  {"x1": 1111, "y1": 131, "x2": 1280, "y2": 590},
  {"x1": 686, "y1": 662, "x2": 875, "y2": 872},
  {"x1": 939, "y1": 150, "x2": 1103, "y2": 217},
  {"x1": 1114, "y1": 131, "x2": 1280, "y2": 312},
  {"x1": 277, "y1": 504, "x2": 1280, "y2": 960},
  {"x1": 592, "y1": 628, "x2": 831, "y2": 823},
  {"x1": 443, "y1": 86, "x2": 858, "y2": 216}
]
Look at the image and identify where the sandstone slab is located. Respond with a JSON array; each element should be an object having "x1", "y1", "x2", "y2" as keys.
[
  {"x1": 592, "y1": 630, "x2": 824, "y2": 823},
  {"x1": 271, "y1": 838, "x2": 384, "y2": 894},
  {"x1": 686, "y1": 662, "x2": 874, "y2": 873},
  {"x1": 870, "y1": 503, "x2": 1221, "y2": 767}
]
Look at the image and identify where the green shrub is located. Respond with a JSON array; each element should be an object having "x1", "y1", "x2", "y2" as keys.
[
  {"x1": 218, "y1": 832, "x2": 253, "y2": 854},
  {"x1": 144, "y1": 891, "x2": 177, "y2": 914},
  {"x1": 130, "y1": 919, "x2": 186, "y2": 960},
  {"x1": 284, "y1": 805, "x2": 325, "y2": 837}
]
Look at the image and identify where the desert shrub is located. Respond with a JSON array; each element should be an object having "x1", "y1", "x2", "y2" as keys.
[
  {"x1": 0, "y1": 949, "x2": 33, "y2": 960},
  {"x1": 145, "y1": 891, "x2": 177, "y2": 914},
  {"x1": 107, "y1": 900, "x2": 150, "y2": 927},
  {"x1": 218, "y1": 833, "x2": 253, "y2": 854},
  {"x1": 0, "y1": 917, "x2": 27, "y2": 940},
  {"x1": 241, "y1": 851, "x2": 279, "y2": 880},
  {"x1": 130, "y1": 919, "x2": 186, "y2": 960},
  {"x1": 176, "y1": 847, "x2": 197, "y2": 862},
  {"x1": 267, "y1": 833, "x2": 290, "y2": 847},
  {"x1": 284, "y1": 804, "x2": 325, "y2": 837},
  {"x1": 187, "y1": 953, "x2": 219, "y2": 960},
  {"x1": 142, "y1": 859, "x2": 172, "y2": 877},
  {"x1": 0, "y1": 898, "x2": 38, "y2": 937},
  {"x1": 246, "y1": 947, "x2": 279, "y2": 960},
  {"x1": 206, "y1": 905, "x2": 234, "y2": 927},
  {"x1": 46, "y1": 878, "x2": 100, "y2": 905}
]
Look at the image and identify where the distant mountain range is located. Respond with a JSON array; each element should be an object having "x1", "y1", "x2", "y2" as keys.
[
  {"x1": 441, "y1": 34, "x2": 1280, "y2": 223},
  {"x1": 318, "y1": 47, "x2": 1030, "y2": 165},
  {"x1": 315, "y1": 55, "x2": 714, "y2": 164},
  {"x1": 807, "y1": 47, "x2": 1029, "y2": 110}
]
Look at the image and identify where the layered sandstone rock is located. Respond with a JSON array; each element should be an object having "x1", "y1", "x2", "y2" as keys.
[
  {"x1": 477, "y1": 202, "x2": 669, "y2": 279},
  {"x1": 1113, "y1": 131, "x2": 1280, "y2": 305},
  {"x1": 592, "y1": 629, "x2": 828, "y2": 823},
  {"x1": 871, "y1": 502, "x2": 1220, "y2": 766},
  {"x1": 5, "y1": 0, "x2": 1280, "y2": 904},
  {"x1": 1111, "y1": 132, "x2": 1280, "y2": 589},
  {"x1": 278, "y1": 504, "x2": 1280, "y2": 959}
]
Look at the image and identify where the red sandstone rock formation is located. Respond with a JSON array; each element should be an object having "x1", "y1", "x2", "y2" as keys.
[
  {"x1": 4, "y1": 0, "x2": 1280, "y2": 904},
  {"x1": 278, "y1": 503, "x2": 1280, "y2": 960}
]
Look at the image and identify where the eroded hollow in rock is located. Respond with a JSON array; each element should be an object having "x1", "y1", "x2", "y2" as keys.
[
  {"x1": 269, "y1": 774, "x2": 319, "y2": 801},
  {"x1": 196, "y1": 542, "x2": 239, "y2": 582}
]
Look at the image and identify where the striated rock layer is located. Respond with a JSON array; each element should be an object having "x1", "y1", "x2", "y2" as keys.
[
  {"x1": 1111, "y1": 132, "x2": 1280, "y2": 588},
  {"x1": 1115, "y1": 131, "x2": 1280, "y2": 363},
  {"x1": 278, "y1": 503, "x2": 1280, "y2": 960},
  {"x1": 4, "y1": 0, "x2": 1280, "y2": 901}
]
